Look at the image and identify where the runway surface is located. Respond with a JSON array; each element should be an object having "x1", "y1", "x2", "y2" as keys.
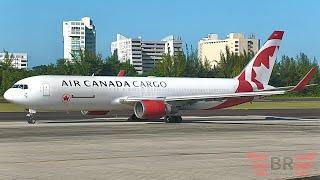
[{"x1": 0, "y1": 110, "x2": 319, "y2": 179}]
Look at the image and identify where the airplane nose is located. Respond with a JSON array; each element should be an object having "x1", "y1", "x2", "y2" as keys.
[{"x1": 4, "y1": 89, "x2": 13, "y2": 102}]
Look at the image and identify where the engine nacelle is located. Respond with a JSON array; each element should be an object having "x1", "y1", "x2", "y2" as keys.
[
  {"x1": 81, "y1": 110, "x2": 109, "y2": 116},
  {"x1": 134, "y1": 100, "x2": 168, "y2": 119}
]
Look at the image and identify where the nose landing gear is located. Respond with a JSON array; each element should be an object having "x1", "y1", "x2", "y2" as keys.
[{"x1": 26, "y1": 109, "x2": 37, "y2": 124}]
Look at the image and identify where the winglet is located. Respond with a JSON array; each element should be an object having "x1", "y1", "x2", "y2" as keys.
[
  {"x1": 117, "y1": 70, "x2": 125, "y2": 76},
  {"x1": 291, "y1": 67, "x2": 317, "y2": 92}
]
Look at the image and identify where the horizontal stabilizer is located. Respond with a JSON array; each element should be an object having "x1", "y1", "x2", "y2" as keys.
[{"x1": 291, "y1": 67, "x2": 317, "y2": 92}]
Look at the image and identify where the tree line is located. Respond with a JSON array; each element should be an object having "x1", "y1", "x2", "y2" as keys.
[
  {"x1": 0, "y1": 50, "x2": 137, "y2": 95},
  {"x1": 0, "y1": 47, "x2": 319, "y2": 96}
]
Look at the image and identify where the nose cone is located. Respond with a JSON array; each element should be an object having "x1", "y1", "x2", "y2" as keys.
[
  {"x1": 3, "y1": 89, "x2": 13, "y2": 102},
  {"x1": 4, "y1": 89, "x2": 26, "y2": 105}
]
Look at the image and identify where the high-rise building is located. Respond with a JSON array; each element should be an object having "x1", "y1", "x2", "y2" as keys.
[
  {"x1": 0, "y1": 52, "x2": 28, "y2": 69},
  {"x1": 111, "y1": 34, "x2": 182, "y2": 74},
  {"x1": 198, "y1": 33, "x2": 259, "y2": 67},
  {"x1": 63, "y1": 17, "x2": 96, "y2": 61}
]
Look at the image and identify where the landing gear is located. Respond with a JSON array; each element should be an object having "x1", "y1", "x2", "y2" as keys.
[
  {"x1": 127, "y1": 113, "x2": 141, "y2": 122},
  {"x1": 164, "y1": 115, "x2": 182, "y2": 123},
  {"x1": 26, "y1": 109, "x2": 37, "y2": 124}
]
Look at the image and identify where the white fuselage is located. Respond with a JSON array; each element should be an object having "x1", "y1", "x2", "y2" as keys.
[{"x1": 4, "y1": 75, "x2": 239, "y2": 111}]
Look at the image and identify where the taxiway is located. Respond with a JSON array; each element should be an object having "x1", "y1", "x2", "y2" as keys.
[{"x1": 0, "y1": 110, "x2": 319, "y2": 179}]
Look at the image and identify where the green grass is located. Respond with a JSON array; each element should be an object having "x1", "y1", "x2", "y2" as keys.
[
  {"x1": 0, "y1": 103, "x2": 26, "y2": 112},
  {"x1": 266, "y1": 96, "x2": 320, "y2": 100},
  {"x1": 231, "y1": 101, "x2": 320, "y2": 109},
  {"x1": 0, "y1": 100, "x2": 319, "y2": 112}
]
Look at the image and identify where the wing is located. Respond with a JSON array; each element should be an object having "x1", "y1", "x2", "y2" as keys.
[
  {"x1": 120, "y1": 90, "x2": 285, "y2": 104},
  {"x1": 119, "y1": 67, "x2": 317, "y2": 105}
]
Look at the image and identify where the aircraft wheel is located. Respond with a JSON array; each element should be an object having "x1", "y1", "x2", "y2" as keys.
[
  {"x1": 176, "y1": 115, "x2": 182, "y2": 123},
  {"x1": 27, "y1": 116, "x2": 36, "y2": 124},
  {"x1": 164, "y1": 116, "x2": 172, "y2": 123},
  {"x1": 127, "y1": 114, "x2": 140, "y2": 122},
  {"x1": 164, "y1": 115, "x2": 182, "y2": 123}
]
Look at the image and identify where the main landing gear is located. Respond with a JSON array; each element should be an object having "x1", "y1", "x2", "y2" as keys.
[
  {"x1": 164, "y1": 115, "x2": 182, "y2": 123},
  {"x1": 127, "y1": 114, "x2": 183, "y2": 123},
  {"x1": 26, "y1": 109, "x2": 37, "y2": 124},
  {"x1": 127, "y1": 114, "x2": 141, "y2": 122}
]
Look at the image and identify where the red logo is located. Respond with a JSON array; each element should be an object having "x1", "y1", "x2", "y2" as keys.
[{"x1": 62, "y1": 94, "x2": 71, "y2": 103}]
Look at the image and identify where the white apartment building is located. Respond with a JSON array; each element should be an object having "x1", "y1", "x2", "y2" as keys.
[
  {"x1": 198, "y1": 33, "x2": 259, "y2": 67},
  {"x1": 111, "y1": 34, "x2": 182, "y2": 74},
  {"x1": 63, "y1": 17, "x2": 96, "y2": 61},
  {"x1": 0, "y1": 52, "x2": 28, "y2": 69}
]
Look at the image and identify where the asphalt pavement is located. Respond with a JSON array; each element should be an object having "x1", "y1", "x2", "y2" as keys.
[{"x1": 0, "y1": 110, "x2": 319, "y2": 179}]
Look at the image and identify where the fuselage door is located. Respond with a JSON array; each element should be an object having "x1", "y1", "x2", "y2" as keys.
[{"x1": 42, "y1": 83, "x2": 50, "y2": 96}]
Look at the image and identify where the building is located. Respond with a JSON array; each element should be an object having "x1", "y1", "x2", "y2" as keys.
[
  {"x1": 111, "y1": 34, "x2": 182, "y2": 74},
  {"x1": 0, "y1": 52, "x2": 28, "y2": 69},
  {"x1": 198, "y1": 33, "x2": 259, "y2": 67},
  {"x1": 63, "y1": 17, "x2": 96, "y2": 61}
]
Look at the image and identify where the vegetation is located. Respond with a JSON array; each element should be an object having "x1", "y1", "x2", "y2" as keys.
[
  {"x1": 0, "y1": 50, "x2": 138, "y2": 95},
  {"x1": 149, "y1": 46, "x2": 319, "y2": 96},
  {"x1": 232, "y1": 101, "x2": 320, "y2": 109},
  {"x1": 0, "y1": 47, "x2": 319, "y2": 96}
]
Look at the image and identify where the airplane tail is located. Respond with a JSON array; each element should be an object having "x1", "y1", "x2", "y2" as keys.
[{"x1": 235, "y1": 30, "x2": 284, "y2": 92}]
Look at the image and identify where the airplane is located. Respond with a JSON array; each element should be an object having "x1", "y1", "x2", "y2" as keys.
[
  {"x1": 117, "y1": 69, "x2": 125, "y2": 76},
  {"x1": 3, "y1": 30, "x2": 317, "y2": 124},
  {"x1": 80, "y1": 69, "x2": 125, "y2": 116}
]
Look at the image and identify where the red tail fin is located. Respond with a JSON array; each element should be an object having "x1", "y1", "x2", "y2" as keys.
[
  {"x1": 235, "y1": 31, "x2": 284, "y2": 92},
  {"x1": 117, "y1": 70, "x2": 125, "y2": 76}
]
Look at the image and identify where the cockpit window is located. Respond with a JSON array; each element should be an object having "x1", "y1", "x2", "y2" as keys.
[{"x1": 12, "y1": 84, "x2": 28, "y2": 89}]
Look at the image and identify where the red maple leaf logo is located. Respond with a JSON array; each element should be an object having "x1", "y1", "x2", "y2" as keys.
[
  {"x1": 62, "y1": 94, "x2": 71, "y2": 103},
  {"x1": 253, "y1": 46, "x2": 278, "y2": 69}
]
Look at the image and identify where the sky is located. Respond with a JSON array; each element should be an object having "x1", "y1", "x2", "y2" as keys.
[{"x1": 0, "y1": 0, "x2": 319, "y2": 67}]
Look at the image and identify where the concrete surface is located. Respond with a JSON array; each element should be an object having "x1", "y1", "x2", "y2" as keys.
[{"x1": 0, "y1": 114, "x2": 319, "y2": 180}]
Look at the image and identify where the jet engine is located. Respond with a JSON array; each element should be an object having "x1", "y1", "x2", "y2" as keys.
[{"x1": 134, "y1": 100, "x2": 169, "y2": 119}]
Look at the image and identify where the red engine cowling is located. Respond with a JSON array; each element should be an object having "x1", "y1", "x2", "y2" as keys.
[
  {"x1": 134, "y1": 100, "x2": 167, "y2": 119},
  {"x1": 81, "y1": 111, "x2": 109, "y2": 116}
]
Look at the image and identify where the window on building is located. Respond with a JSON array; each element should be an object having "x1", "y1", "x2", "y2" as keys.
[{"x1": 235, "y1": 41, "x2": 239, "y2": 44}]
